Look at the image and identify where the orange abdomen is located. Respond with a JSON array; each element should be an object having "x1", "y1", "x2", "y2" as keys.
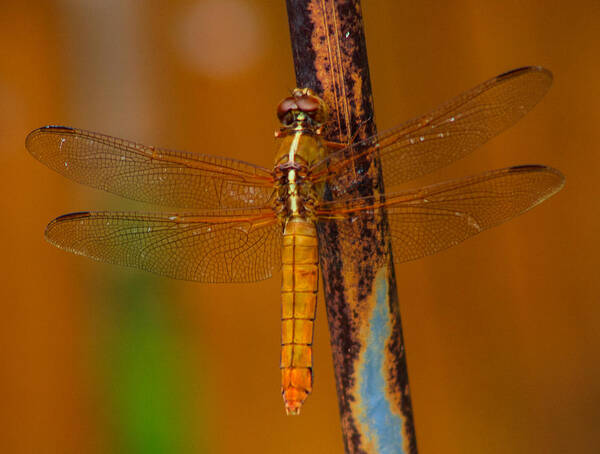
[{"x1": 280, "y1": 217, "x2": 319, "y2": 415}]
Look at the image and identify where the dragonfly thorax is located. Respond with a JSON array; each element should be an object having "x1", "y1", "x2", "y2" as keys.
[
  {"x1": 273, "y1": 160, "x2": 316, "y2": 220},
  {"x1": 273, "y1": 124, "x2": 325, "y2": 221}
]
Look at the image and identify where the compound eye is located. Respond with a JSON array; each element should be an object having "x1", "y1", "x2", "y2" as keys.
[
  {"x1": 296, "y1": 95, "x2": 321, "y2": 114},
  {"x1": 277, "y1": 97, "x2": 298, "y2": 121}
]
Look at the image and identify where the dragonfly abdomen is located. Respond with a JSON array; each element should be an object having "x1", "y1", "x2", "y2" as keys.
[{"x1": 280, "y1": 216, "x2": 318, "y2": 415}]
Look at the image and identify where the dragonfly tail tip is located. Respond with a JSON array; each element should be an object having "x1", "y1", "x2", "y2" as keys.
[{"x1": 284, "y1": 403, "x2": 302, "y2": 416}]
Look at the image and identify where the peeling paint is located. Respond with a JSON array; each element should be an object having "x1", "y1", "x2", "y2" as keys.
[{"x1": 356, "y1": 268, "x2": 405, "y2": 454}]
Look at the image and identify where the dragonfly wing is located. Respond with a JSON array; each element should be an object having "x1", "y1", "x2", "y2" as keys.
[
  {"x1": 311, "y1": 67, "x2": 553, "y2": 191},
  {"x1": 45, "y1": 209, "x2": 282, "y2": 283},
  {"x1": 26, "y1": 126, "x2": 275, "y2": 209},
  {"x1": 317, "y1": 165, "x2": 564, "y2": 264}
]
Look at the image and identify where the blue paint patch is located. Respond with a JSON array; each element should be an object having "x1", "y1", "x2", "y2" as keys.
[{"x1": 357, "y1": 269, "x2": 405, "y2": 454}]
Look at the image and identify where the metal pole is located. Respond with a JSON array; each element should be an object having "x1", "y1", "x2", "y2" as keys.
[{"x1": 285, "y1": 2, "x2": 418, "y2": 453}]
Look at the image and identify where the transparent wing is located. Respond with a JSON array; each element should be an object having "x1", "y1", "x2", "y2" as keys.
[
  {"x1": 317, "y1": 165, "x2": 564, "y2": 263},
  {"x1": 26, "y1": 126, "x2": 275, "y2": 209},
  {"x1": 45, "y1": 209, "x2": 282, "y2": 283},
  {"x1": 310, "y1": 67, "x2": 553, "y2": 191}
]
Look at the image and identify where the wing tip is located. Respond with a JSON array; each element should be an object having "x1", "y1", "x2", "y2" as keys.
[
  {"x1": 509, "y1": 164, "x2": 565, "y2": 183},
  {"x1": 25, "y1": 125, "x2": 76, "y2": 150},
  {"x1": 53, "y1": 211, "x2": 92, "y2": 222},
  {"x1": 507, "y1": 164, "x2": 565, "y2": 206},
  {"x1": 497, "y1": 66, "x2": 553, "y2": 83},
  {"x1": 45, "y1": 211, "x2": 91, "y2": 238}
]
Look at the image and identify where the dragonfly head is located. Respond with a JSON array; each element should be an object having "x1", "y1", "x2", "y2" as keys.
[{"x1": 276, "y1": 88, "x2": 328, "y2": 134}]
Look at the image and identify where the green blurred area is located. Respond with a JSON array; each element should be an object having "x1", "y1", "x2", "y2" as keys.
[{"x1": 98, "y1": 274, "x2": 204, "y2": 453}]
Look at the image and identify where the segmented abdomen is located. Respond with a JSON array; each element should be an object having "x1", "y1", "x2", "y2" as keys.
[{"x1": 280, "y1": 217, "x2": 318, "y2": 415}]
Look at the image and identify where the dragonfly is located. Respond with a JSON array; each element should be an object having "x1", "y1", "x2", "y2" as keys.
[{"x1": 26, "y1": 66, "x2": 564, "y2": 415}]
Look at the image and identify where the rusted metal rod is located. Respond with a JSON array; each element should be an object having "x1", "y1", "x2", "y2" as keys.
[{"x1": 284, "y1": 1, "x2": 418, "y2": 453}]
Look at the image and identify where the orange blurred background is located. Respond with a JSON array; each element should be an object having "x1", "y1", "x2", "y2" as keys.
[{"x1": 1, "y1": 1, "x2": 598, "y2": 453}]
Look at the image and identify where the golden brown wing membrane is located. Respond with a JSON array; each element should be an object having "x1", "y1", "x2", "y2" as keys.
[
  {"x1": 317, "y1": 165, "x2": 564, "y2": 263},
  {"x1": 311, "y1": 67, "x2": 553, "y2": 191},
  {"x1": 26, "y1": 126, "x2": 275, "y2": 209},
  {"x1": 45, "y1": 209, "x2": 282, "y2": 283}
]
